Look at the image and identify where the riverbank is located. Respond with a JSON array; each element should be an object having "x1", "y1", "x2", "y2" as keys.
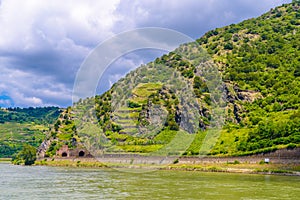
[
  {"x1": 35, "y1": 159, "x2": 106, "y2": 168},
  {"x1": 34, "y1": 147, "x2": 300, "y2": 175},
  {"x1": 0, "y1": 158, "x2": 11, "y2": 163},
  {"x1": 34, "y1": 158, "x2": 300, "y2": 176},
  {"x1": 164, "y1": 162, "x2": 300, "y2": 176}
]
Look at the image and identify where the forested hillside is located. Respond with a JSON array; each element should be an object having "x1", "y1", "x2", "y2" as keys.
[
  {"x1": 0, "y1": 107, "x2": 61, "y2": 157},
  {"x1": 0, "y1": 107, "x2": 60, "y2": 124},
  {"x1": 42, "y1": 2, "x2": 300, "y2": 157},
  {"x1": 196, "y1": 2, "x2": 300, "y2": 155}
]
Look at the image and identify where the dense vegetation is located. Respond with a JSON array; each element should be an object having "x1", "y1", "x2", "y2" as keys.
[
  {"x1": 12, "y1": 144, "x2": 37, "y2": 165},
  {"x1": 42, "y1": 2, "x2": 300, "y2": 157},
  {"x1": 44, "y1": 107, "x2": 81, "y2": 157},
  {"x1": 0, "y1": 107, "x2": 61, "y2": 157},
  {"x1": 195, "y1": 2, "x2": 300, "y2": 155},
  {"x1": 0, "y1": 107, "x2": 60, "y2": 124}
]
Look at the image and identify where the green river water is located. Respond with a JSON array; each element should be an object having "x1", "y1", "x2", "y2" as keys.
[{"x1": 0, "y1": 163, "x2": 299, "y2": 199}]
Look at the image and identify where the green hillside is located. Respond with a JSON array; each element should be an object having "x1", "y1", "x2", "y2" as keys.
[
  {"x1": 45, "y1": 2, "x2": 300, "y2": 157},
  {"x1": 0, "y1": 107, "x2": 61, "y2": 157},
  {"x1": 196, "y1": 2, "x2": 300, "y2": 155}
]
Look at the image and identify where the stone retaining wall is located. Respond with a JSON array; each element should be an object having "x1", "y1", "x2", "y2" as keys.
[
  {"x1": 179, "y1": 148, "x2": 300, "y2": 164},
  {"x1": 41, "y1": 148, "x2": 300, "y2": 165},
  {"x1": 96, "y1": 154, "x2": 175, "y2": 165}
]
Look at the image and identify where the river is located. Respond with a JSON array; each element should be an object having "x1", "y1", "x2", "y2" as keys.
[{"x1": 0, "y1": 163, "x2": 299, "y2": 199}]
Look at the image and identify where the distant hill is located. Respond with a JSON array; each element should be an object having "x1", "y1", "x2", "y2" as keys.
[
  {"x1": 40, "y1": 2, "x2": 300, "y2": 158},
  {"x1": 0, "y1": 107, "x2": 61, "y2": 124},
  {"x1": 0, "y1": 107, "x2": 61, "y2": 157}
]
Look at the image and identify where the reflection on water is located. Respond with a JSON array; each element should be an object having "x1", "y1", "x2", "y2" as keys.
[{"x1": 0, "y1": 163, "x2": 299, "y2": 200}]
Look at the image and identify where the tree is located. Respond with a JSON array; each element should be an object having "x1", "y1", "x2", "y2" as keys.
[
  {"x1": 224, "y1": 42, "x2": 234, "y2": 50},
  {"x1": 12, "y1": 144, "x2": 37, "y2": 165}
]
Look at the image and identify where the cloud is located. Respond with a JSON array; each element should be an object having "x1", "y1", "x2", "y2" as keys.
[
  {"x1": 12, "y1": 94, "x2": 43, "y2": 107},
  {"x1": 115, "y1": 0, "x2": 291, "y2": 38},
  {"x1": 0, "y1": 0, "x2": 292, "y2": 107},
  {"x1": 97, "y1": 49, "x2": 167, "y2": 94},
  {"x1": 0, "y1": 92, "x2": 14, "y2": 107},
  {"x1": 0, "y1": 67, "x2": 71, "y2": 107},
  {"x1": 0, "y1": 0, "x2": 120, "y2": 107},
  {"x1": 0, "y1": 0, "x2": 120, "y2": 83}
]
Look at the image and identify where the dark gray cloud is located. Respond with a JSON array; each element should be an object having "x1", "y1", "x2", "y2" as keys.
[
  {"x1": 115, "y1": 0, "x2": 291, "y2": 38},
  {"x1": 0, "y1": 0, "x2": 292, "y2": 107}
]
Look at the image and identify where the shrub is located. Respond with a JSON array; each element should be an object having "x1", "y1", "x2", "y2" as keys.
[
  {"x1": 224, "y1": 43, "x2": 234, "y2": 50},
  {"x1": 233, "y1": 160, "x2": 240, "y2": 164},
  {"x1": 287, "y1": 143, "x2": 297, "y2": 149},
  {"x1": 127, "y1": 100, "x2": 141, "y2": 108},
  {"x1": 12, "y1": 144, "x2": 37, "y2": 165}
]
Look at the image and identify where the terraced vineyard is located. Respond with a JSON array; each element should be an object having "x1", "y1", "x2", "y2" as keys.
[
  {"x1": 112, "y1": 83, "x2": 163, "y2": 135},
  {"x1": 0, "y1": 123, "x2": 49, "y2": 157},
  {"x1": 0, "y1": 107, "x2": 61, "y2": 158}
]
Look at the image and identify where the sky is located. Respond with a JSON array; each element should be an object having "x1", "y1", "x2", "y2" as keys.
[{"x1": 0, "y1": 0, "x2": 291, "y2": 108}]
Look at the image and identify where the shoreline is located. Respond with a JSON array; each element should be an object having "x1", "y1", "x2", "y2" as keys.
[
  {"x1": 0, "y1": 158, "x2": 11, "y2": 163},
  {"x1": 34, "y1": 158, "x2": 300, "y2": 176},
  {"x1": 5, "y1": 147, "x2": 300, "y2": 175}
]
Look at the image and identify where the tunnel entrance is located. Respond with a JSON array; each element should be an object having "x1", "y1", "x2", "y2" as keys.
[
  {"x1": 62, "y1": 152, "x2": 68, "y2": 157},
  {"x1": 79, "y1": 151, "x2": 85, "y2": 157}
]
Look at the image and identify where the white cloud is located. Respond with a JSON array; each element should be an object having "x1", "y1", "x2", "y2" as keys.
[
  {"x1": 0, "y1": 0, "x2": 120, "y2": 51},
  {"x1": 0, "y1": 99, "x2": 12, "y2": 107},
  {"x1": 0, "y1": 66, "x2": 72, "y2": 107},
  {"x1": 0, "y1": 0, "x2": 120, "y2": 107},
  {"x1": 12, "y1": 94, "x2": 43, "y2": 107}
]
